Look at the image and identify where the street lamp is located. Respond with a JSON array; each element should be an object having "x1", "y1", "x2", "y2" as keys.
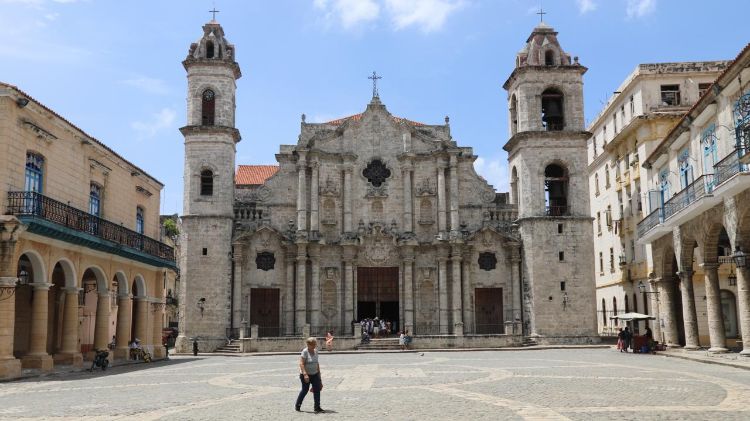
[
  {"x1": 638, "y1": 280, "x2": 660, "y2": 301},
  {"x1": 731, "y1": 246, "x2": 748, "y2": 269},
  {"x1": 17, "y1": 269, "x2": 30, "y2": 286},
  {"x1": 619, "y1": 254, "x2": 627, "y2": 267}
]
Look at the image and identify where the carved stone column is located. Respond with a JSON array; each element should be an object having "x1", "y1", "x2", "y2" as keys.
[
  {"x1": 309, "y1": 245, "x2": 321, "y2": 331},
  {"x1": 310, "y1": 161, "x2": 320, "y2": 233},
  {"x1": 655, "y1": 277, "x2": 680, "y2": 347},
  {"x1": 401, "y1": 247, "x2": 415, "y2": 333},
  {"x1": 114, "y1": 293, "x2": 132, "y2": 360},
  {"x1": 284, "y1": 254, "x2": 296, "y2": 335},
  {"x1": 437, "y1": 161, "x2": 447, "y2": 233},
  {"x1": 437, "y1": 248, "x2": 449, "y2": 334},
  {"x1": 21, "y1": 282, "x2": 53, "y2": 370},
  {"x1": 449, "y1": 153, "x2": 459, "y2": 233},
  {"x1": 296, "y1": 156, "x2": 308, "y2": 232},
  {"x1": 702, "y1": 263, "x2": 728, "y2": 353},
  {"x1": 94, "y1": 291, "x2": 111, "y2": 352},
  {"x1": 232, "y1": 243, "x2": 243, "y2": 329},
  {"x1": 343, "y1": 165, "x2": 353, "y2": 233},
  {"x1": 295, "y1": 245, "x2": 307, "y2": 332},
  {"x1": 461, "y1": 250, "x2": 473, "y2": 333},
  {"x1": 56, "y1": 287, "x2": 83, "y2": 366},
  {"x1": 737, "y1": 267, "x2": 750, "y2": 356},
  {"x1": 401, "y1": 163, "x2": 413, "y2": 233},
  {"x1": 678, "y1": 270, "x2": 700, "y2": 349},
  {"x1": 450, "y1": 250, "x2": 463, "y2": 331},
  {"x1": 0, "y1": 277, "x2": 21, "y2": 379}
]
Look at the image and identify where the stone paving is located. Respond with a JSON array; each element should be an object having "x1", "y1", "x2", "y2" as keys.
[{"x1": 1, "y1": 349, "x2": 749, "y2": 420}]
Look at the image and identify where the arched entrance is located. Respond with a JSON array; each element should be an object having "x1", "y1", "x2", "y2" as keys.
[{"x1": 14, "y1": 251, "x2": 53, "y2": 370}]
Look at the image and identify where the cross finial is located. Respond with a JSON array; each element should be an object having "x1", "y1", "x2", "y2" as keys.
[
  {"x1": 209, "y1": 7, "x2": 220, "y2": 21},
  {"x1": 368, "y1": 71, "x2": 382, "y2": 98},
  {"x1": 536, "y1": 7, "x2": 546, "y2": 22}
]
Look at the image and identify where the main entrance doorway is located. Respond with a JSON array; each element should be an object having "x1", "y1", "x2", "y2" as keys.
[
  {"x1": 357, "y1": 267, "x2": 399, "y2": 331},
  {"x1": 250, "y1": 288, "x2": 280, "y2": 337},
  {"x1": 475, "y1": 288, "x2": 503, "y2": 334}
]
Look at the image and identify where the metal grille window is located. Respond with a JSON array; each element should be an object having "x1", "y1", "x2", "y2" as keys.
[
  {"x1": 734, "y1": 92, "x2": 750, "y2": 153},
  {"x1": 660, "y1": 85, "x2": 681, "y2": 106},
  {"x1": 362, "y1": 159, "x2": 391, "y2": 187}
]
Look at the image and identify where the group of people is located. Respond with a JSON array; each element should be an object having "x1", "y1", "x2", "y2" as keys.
[
  {"x1": 359, "y1": 317, "x2": 395, "y2": 338},
  {"x1": 128, "y1": 338, "x2": 152, "y2": 362},
  {"x1": 616, "y1": 326, "x2": 655, "y2": 353}
]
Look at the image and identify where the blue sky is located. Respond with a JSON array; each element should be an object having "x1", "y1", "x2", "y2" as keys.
[{"x1": 2, "y1": 0, "x2": 748, "y2": 215}]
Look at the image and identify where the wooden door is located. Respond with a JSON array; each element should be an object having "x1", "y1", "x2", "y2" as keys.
[
  {"x1": 250, "y1": 288, "x2": 280, "y2": 337},
  {"x1": 475, "y1": 288, "x2": 503, "y2": 334}
]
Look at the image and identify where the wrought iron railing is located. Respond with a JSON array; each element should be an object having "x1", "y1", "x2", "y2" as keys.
[
  {"x1": 662, "y1": 175, "x2": 713, "y2": 221},
  {"x1": 545, "y1": 205, "x2": 569, "y2": 217},
  {"x1": 713, "y1": 148, "x2": 748, "y2": 187},
  {"x1": 7, "y1": 191, "x2": 175, "y2": 262},
  {"x1": 637, "y1": 208, "x2": 662, "y2": 237},
  {"x1": 474, "y1": 324, "x2": 506, "y2": 334}
]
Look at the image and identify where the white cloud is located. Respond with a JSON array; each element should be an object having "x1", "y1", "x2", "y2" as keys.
[
  {"x1": 385, "y1": 0, "x2": 465, "y2": 33},
  {"x1": 120, "y1": 77, "x2": 169, "y2": 95},
  {"x1": 473, "y1": 156, "x2": 508, "y2": 192},
  {"x1": 131, "y1": 108, "x2": 177, "y2": 140},
  {"x1": 626, "y1": 0, "x2": 656, "y2": 19},
  {"x1": 576, "y1": 0, "x2": 597, "y2": 14},
  {"x1": 314, "y1": 0, "x2": 380, "y2": 29}
]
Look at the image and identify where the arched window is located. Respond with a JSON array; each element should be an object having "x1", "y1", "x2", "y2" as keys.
[
  {"x1": 510, "y1": 94, "x2": 518, "y2": 135},
  {"x1": 632, "y1": 293, "x2": 638, "y2": 314},
  {"x1": 89, "y1": 183, "x2": 101, "y2": 216},
  {"x1": 135, "y1": 206, "x2": 144, "y2": 234},
  {"x1": 605, "y1": 164, "x2": 610, "y2": 188},
  {"x1": 624, "y1": 294, "x2": 630, "y2": 313},
  {"x1": 544, "y1": 164, "x2": 568, "y2": 216},
  {"x1": 201, "y1": 89, "x2": 216, "y2": 126},
  {"x1": 545, "y1": 50, "x2": 555, "y2": 66},
  {"x1": 25, "y1": 152, "x2": 44, "y2": 193},
  {"x1": 594, "y1": 173, "x2": 600, "y2": 195},
  {"x1": 200, "y1": 169, "x2": 214, "y2": 196},
  {"x1": 601, "y1": 298, "x2": 607, "y2": 327},
  {"x1": 206, "y1": 41, "x2": 214, "y2": 58},
  {"x1": 541, "y1": 88, "x2": 564, "y2": 131}
]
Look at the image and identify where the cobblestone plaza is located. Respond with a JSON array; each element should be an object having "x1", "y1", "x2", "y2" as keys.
[{"x1": 1, "y1": 349, "x2": 748, "y2": 420}]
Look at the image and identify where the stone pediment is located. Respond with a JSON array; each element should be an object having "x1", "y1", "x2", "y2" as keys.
[{"x1": 466, "y1": 225, "x2": 520, "y2": 246}]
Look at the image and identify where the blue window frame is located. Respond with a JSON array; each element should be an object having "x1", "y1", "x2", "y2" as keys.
[
  {"x1": 89, "y1": 183, "x2": 101, "y2": 217},
  {"x1": 25, "y1": 152, "x2": 44, "y2": 193},
  {"x1": 136, "y1": 207, "x2": 144, "y2": 234},
  {"x1": 702, "y1": 124, "x2": 718, "y2": 189},
  {"x1": 659, "y1": 169, "x2": 670, "y2": 207},
  {"x1": 678, "y1": 148, "x2": 693, "y2": 189}
]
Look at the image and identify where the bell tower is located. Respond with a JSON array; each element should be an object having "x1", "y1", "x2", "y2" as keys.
[
  {"x1": 503, "y1": 22, "x2": 597, "y2": 339},
  {"x1": 177, "y1": 17, "x2": 241, "y2": 352}
]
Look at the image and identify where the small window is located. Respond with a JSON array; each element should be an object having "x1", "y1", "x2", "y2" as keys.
[
  {"x1": 558, "y1": 251, "x2": 564, "y2": 261},
  {"x1": 629, "y1": 95, "x2": 635, "y2": 116},
  {"x1": 557, "y1": 223, "x2": 563, "y2": 234},
  {"x1": 560, "y1": 281, "x2": 566, "y2": 291},
  {"x1": 206, "y1": 41, "x2": 214, "y2": 58},
  {"x1": 135, "y1": 206, "x2": 144, "y2": 234},
  {"x1": 698, "y1": 83, "x2": 712, "y2": 98},
  {"x1": 599, "y1": 252, "x2": 604, "y2": 273},
  {"x1": 660, "y1": 85, "x2": 681, "y2": 106},
  {"x1": 200, "y1": 169, "x2": 214, "y2": 196},
  {"x1": 202, "y1": 247, "x2": 208, "y2": 256},
  {"x1": 201, "y1": 89, "x2": 216, "y2": 126},
  {"x1": 545, "y1": 50, "x2": 554, "y2": 66},
  {"x1": 613, "y1": 113, "x2": 618, "y2": 133},
  {"x1": 609, "y1": 247, "x2": 614, "y2": 271}
]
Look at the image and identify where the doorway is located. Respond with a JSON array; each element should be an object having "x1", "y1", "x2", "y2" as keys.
[
  {"x1": 357, "y1": 267, "x2": 399, "y2": 332},
  {"x1": 475, "y1": 288, "x2": 504, "y2": 334},
  {"x1": 250, "y1": 288, "x2": 280, "y2": 337}
]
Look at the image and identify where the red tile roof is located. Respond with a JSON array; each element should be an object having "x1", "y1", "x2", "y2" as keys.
[
  {"x1": 235, "y1": 165, "x2": 279, "y2": 185},
  {"x1": 325, "y1": 113, "x2": 425, "y2": 127}
]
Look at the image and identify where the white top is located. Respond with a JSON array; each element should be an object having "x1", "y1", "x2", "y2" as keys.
[{"x1": 300, "y1": 348, "x2": 319, "y2": 375}]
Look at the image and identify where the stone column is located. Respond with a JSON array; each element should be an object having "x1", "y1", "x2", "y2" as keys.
[
  {"x1": 56, "y1": 287, "x2": 83, "y2": 366},
  {"x1": 343, "y1": 165, "x2": 353, "y2": 233},
  {"x1": 309, "y1": 246, "x2": 321, "y2": 331},
  {"x1": 402, "y1": 163, "x2": 413, "y2": 233},
  {"x1": 343, "y1": 247, "x2": 356, "y2": 331},
  {"x1": 437, "y1": 161, "x2": 447, "y2": 234},
  {"x1": 295, "y1": 245, "x2": 307, "y2": 332},
  {"x1": 510, "y1": 247, "x2": 522, "y2": 326},
  {"x1": 21, "y1": 282, "x2": 54, "y2": 370},
  {"x1": 449, "y1": 153, "x2": 459, "y2": 233},
  {"x1": 655, "y1": 277, "x2": 680, "y2": 347},
  {"x1": 134, "y1": 297, "x2": 150, "y2": 350},
  {"x1": 451, "y1": 251, "x2": 463, "y2": 330},
  {"x1": 284, "y1": 254, "x2": 296, "y2": 335},
  {"x1": 402, "y1": 248, "x2": 415, "y2": 333},
  {"x1": 648, "y1": 278, "x2": 661, "y2": 344},
  {"x1": 151, "y1": 302, "x2": 164, "y2": 358},
  {"x1": 0, "y1": 277, "x2": 21, "y2": 379},
  {"x1": 678, "y1": 271, "x2": 700, "y2": 349},
  {"x1": 437, "y1": 249, "x2": 449, "y2": 334},
  {"x1": 310, "y1": 161, "x2": 320, "y2": 233},
  {"x1": 232, "y1": 243, "x2": 243, "y2": 329},
  {"x1": 702, "y1": 263, "x2": 728, "y2": 353},
  {"x1": 114, "y1": 293, "x2": 132, "y2": 360},
  {"x1": 93, "y1": 291, "x2": 111, "y2": 351},
  {"x1": 462, "y1": 251, "x2": 473, "y2": 333},
  {"x1": 737, "y1": 267, "x2": 750, "y2": 356},
  {"x1": 296, "y1": 156, "x2": 308, "y2": 232}
]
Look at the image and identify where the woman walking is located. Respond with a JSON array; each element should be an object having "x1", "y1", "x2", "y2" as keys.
[{"x1": 295, "y1": 337, "x2": 324, "y2": 413}]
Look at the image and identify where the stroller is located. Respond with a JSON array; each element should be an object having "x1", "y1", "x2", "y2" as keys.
[{"x1": 360, "y1": 331, "x2": 371, "y2": 345}]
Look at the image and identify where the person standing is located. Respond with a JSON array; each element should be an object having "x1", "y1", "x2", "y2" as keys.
[
  {"x1": 623, "y1": 326, "x2": 633, "y2": 353},
  {"x1": 295, "y1": 337, "x2": 324, "y2": 413},
  {"x1": 325, "y1": 331, "x2": 334, "y2": 352}
]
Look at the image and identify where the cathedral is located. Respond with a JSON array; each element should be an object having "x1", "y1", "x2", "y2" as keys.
[{"x1": 176, "y1": 19, "x2": 598, "y2": 352}]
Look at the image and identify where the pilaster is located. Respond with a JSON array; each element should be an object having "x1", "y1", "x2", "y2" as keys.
[
  {"x1": 450, "y1": 248, "x2": 463, "y2": 330},
  {"x1": 232, "y1": 243, "x2": 243, "y2": 329},
  {"x1": 296, "y1": 153, "x2": 308, "y2": 232},
  {"x1": 295, "y1": 244, "x2": 308, "y2": 331},
  {"x1": 437, "y1": 247, "x2": 449, "y2": 334},
  {"x1": 401, "y1": 162, "x2": 413, "y2": 233},
  {"x1": 437, "y1": 160, "x2": 447, "y2": 234},
  {"x1": 310, "y1": 161, "x2": 320, "y2": 233},
  {"x1": 449, "y1": 153, "x2": 459, "y2": 233}
]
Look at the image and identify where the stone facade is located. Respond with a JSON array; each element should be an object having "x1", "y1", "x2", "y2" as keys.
[{"x1": 178, "y1": 20, "x2": 601, "y2": 351}]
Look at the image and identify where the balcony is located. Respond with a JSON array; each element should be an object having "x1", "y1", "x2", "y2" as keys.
[
  {"x1": 7, "y1": 191, "x2": 175, "y2": 268},
  {"x1": 636, "y1": 207, "x2": 668, "y2": 242},
  {"x1": 545, "y1": 205, "x2": 569, "y2": 217},
  {"x1": 712, "y1": 148, "x2": 750, "y2": 196}
]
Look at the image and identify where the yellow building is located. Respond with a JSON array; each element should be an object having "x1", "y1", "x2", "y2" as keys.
[{"x1": 0, "y1": 83, "x2": 177, "y2": 380}]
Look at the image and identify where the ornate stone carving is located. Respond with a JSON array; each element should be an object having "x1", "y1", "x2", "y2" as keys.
[
  {"x1": 365, "y1": 185, "x2": 388, "y2": 198},
  {"x1": 481, "y1": 188, "x2": 497, "y2": 204},
  {"x1": 256, "y1": 251, "x2": 276, "y2": 271},
  {"x1": 478, "y1": 252, "x2": 497, "y2": 271},
  {"x1": 363, "y1": 159, "x2": 391, "y2": 187},
  {"x1": 416, "y1": 178, "x2": 436, "y2": 196},
  {"x1": 319, "y1": 175, "x2": 340, "y2": 197},
  {"x1": 361, "y1": 224, "x2": 396, "y2": 266}
]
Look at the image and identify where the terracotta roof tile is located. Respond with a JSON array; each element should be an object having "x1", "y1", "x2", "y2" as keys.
[
  {"x1": 235, "y1": 165, "x2": 279, "y2": 185},
  {"x1": 325, "y1": 113, "x2": 425, "y2": 127}
]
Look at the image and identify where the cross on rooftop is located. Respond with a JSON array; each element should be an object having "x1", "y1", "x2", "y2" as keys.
[
  {"x1": 368, "y1": 71, "x2": 382, "y2": 98},
  {"x1": 536, "y1": 7, "x2": 546, "y2": 22},
  {"x1": 209, "y1": 7, "x2": 220, "y2": 21}
]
